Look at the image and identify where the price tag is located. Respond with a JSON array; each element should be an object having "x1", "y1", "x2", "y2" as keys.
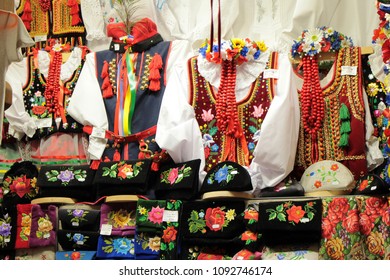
[
  {"x1": 212, "y1": 224, "x2": 220, "y2": 229},
  {"x1": 35, "y1": 118, "x2": 52, "y2": 128},
  {"x1": 76, "y1": 241, "x2": 84, "y2": 245},
  {"x1": 162, "y1": 210, "x2": 179, "y2": 222},
  {"x1": 100, "y1": 224, "x2": 112, "y2": 236},
  {"x1": 114, "y1": 44, "x2": 120, "y2": 51},
  {"x1": 35, "y1": 35, "x2": 47, "y2": 42},
  {"x1": 91, "y1": 127, "x2": 106, "y2": 139},
  {"x1": 4, "y1": 237, "x2": 10, "y2": 243},
  {"x1": 72, "y1": 222, "x2": 79, "y2": 227},
  {"x1": 263, "y1": 69, "x2": 279, "y2": 79},
  {"x1": 341, "y1": 66, "x2": 357, "y2": 76}
]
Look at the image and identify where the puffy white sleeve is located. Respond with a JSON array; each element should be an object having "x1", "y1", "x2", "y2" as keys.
[
  {"x1": 155, "y1": 61, "x2": 206, "y2": 176},
  {"x1": 80, "y1": 0, "x2": 107, "y2": 42},
  {"x1": 250, "y1": 52, "x2": 300, "y2": 191},
  {"x1": 4, "y1": 59, "x2": 37, "y2": 140},
  {"x1": 67, "y1": 52, "x2": 108, "y2": 160}
]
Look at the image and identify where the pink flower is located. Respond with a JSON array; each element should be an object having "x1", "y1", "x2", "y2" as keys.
[
  {"x1": 148, "y1": 206, "x2": 164, "y2": 224},
  {"x1": 252, "y1": 105, "x2": 264, "y2": 118},
  {"x1": 167, "y1": 168, "x2": 179, "y2": 185},
  {"x1": 201, "y1": 109, "x2": 214, "y2": 122}
]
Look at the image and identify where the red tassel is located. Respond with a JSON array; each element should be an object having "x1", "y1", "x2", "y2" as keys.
[
  {"x1": 103, "y1": 156, "x2": 110, "y2": 162},
  {"x1": 67, "y1": 0, "x2": 82, "y2": 26},
  {"x1": 21, "y1": 0, "x2": 32, "y2": 31},
  {"x1": 148, "y1": 53, "x2": 163, "y2": 92},
  {"x1": 90, "y1": 160, "x2": 101, "y2": 170},
  {"x1": 113, "y1": 149, "x2": 121, "y2": 161},
  {"x1": 102, "y1": 85, "x2": 113, "y2": 99},
  {"x1": 101, "y1": 61, "x2": 109, "y2": 79}
]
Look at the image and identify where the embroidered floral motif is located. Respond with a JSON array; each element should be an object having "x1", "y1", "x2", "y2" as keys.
[
  {"x1": 20, "y1": 213, "x2": 31, "y2": 241},
  {"x1": 160, "y1": 200, "x2": 181, "y2": 259},
  {"x1": 137, "y1": 205, "x2": 165, "y2": 225},
  {"x1": 199, "y1": 38, "x2": 267, "y2": 65},
  {"x1": 102, "y1": 237, "x2": 135, "y2": 255},
  {"x1": 1, "y1": 176, "x2": 38, "y2": 201},
  {"x1": 240, "y1": 230, "x2": 259, "y2": 245},
  {"x1": 266, "y1": 201, "x2": 316, "y2": 225},
  {"x1": 306, "y1": 163, "x2": 341, "y2": 189},
  {"x1": 135, "y1": 232, "x2": 161, "y2": 252},
  {"x1": 36, "y1": 215, "x2": 53, "y2": 239},
  {"x1": 319, "y1": 197, "x2": 364, "y2": 260},
  {"x1": 63, "y1": 251, "x2": 86, "y2": 260},
  {"x1": 0, "y1": 215, "x2": 12, "y2": 248},
  {"x1": 207, "y1": 164, "x2": 238, "y2": 185},
  {"x1": 160, "y1": 165, "x2": 192, "y2": 185},
  {"x1": 291, "y1": 26, "x2": 354, "y2": 59},
  {"x1": 108, "y1": 209, "x2": 136, "y2": 228},
  {"x1": 45, "y1": 167, "x2": 87, "y2": 186},
  {"x1": 188, "y1": 206, "x2": 236, "y2": 233},
  {"x1": 102, "y1": 161, "x2": 143, "y2": 180},
  {"x1": 357, "y1": 176, "x2": 374, "y2": 192},
  {"x1": 67, "y1": 209, "x2": 89, "y2": 226},
  {"x1": 243, "y1": 207, "x2": 259, "y2": 224},
  {"x1": 66, "y1": 232, "x2": 89, "y2": 246}
]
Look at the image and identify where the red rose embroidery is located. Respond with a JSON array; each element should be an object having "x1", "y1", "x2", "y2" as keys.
[
  {"x1": 162, "y1": 226, "x2": 177, "y2": 243},
  {"x1": 286, "y1": 205, "x2": 305, "y2": 224},
  {"x1": 327, "y1": 198, "x2": 350, "y2": 225},
  {"x1": 167, "y1": 168, "x2": 179, "y2": 185},
  {"x1": 342, "y1": 209, "x2": 359, "y2": 233},
  {"x1": 10, "y1": 176, "x2": 31, "y2": 198},
  {"x1": 197, "y1": 253, "x2": 224, "y2": 260},
  {"x1": 241, "y1": 231, "x2": 257, "y2": 241},
  {"x1": 71, "y1": 251, "x2": 81, "y2": 260},
  {"x1": 322, "y1": 217, "x2": 335, "y2": 239},
  {"x1": 359, "y1": 212, "x2": 375, "y2": 235},
  {"x1": 205, "y1": 207, "x2": 226, "y2": 231},
  {"x1": 383, "y1": 208, "x2": 390, "y2": 226},
  {"x1": 117, "y1": 164, "x2": 133, "y2": 179},
  {"x1": 358, "y1": 179, "x2": 369, "y2": 191},
  {"x1": 31, "y1": 106, "x2": 47, "y2": 115},
  {"x1": 244, "y1": 209, "x2": 258, "y2": 221},
  {"x1": 365, "y1": 197, "x2": 388, "y2": 222}
]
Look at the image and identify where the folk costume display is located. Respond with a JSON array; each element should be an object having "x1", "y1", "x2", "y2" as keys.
[
  {"x1": 5, "y1": 40, "x2": 90, "y2": 166},
  {"x1": 291, "y1": 26, "x2": 383, "y2": 180},
  {"x1": 155, "y1": 38, "x2": 300, "y2": 193},
  {"x1": 67, "y1": 18, "x2": 193, "y2": 169}
]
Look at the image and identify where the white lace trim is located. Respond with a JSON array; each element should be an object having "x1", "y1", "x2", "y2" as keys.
[
  {"x1": 197, "y1": 50, "x2": 270, "y2": 92},
  {"x1": 86, "y1": 31, "x2": 107, "y2": 41},
  {"x1": 37, "y1": 47, "x2": 82, "y2": 82},
  {"x1": 81, "y1": 0, "x2": 106, "y2": 41}
]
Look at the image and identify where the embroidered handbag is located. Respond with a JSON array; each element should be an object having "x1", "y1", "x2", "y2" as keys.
[
  {"x1": 37, "y1": 165, "x2": 97, "y2": 201},
  {"x1": 154, "y1": 159, "x2": 201, "y2": 200},
  {"x1": 0, "y1": 204, "x2": 16, "y2": 252},
  {"x1": 258, "y1": 199, "x2": 322, "y2": 246},
  {"x1": 55, "y1": 251, "x2": 96, "y2": 260},
  {"x1": 100, "y1": 202, "x2": 136, "y2": 236},
  {"x1": 96, "y1": 235, "x2": 135, "y2": 259},
  {"x1": 57, "y1": 230, "x2": 100, "y2": 251},
  {"x1": 58, "y1": 205, "x2": 101, "y2": 231},
  {"x1": 93, "y1": 159, "x2": 152, "y2": 197}
]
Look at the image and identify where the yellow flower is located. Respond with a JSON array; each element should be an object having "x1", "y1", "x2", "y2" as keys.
[
  {"x1": 148, "y1": 236, "x2": 161, "y2": 252},
  {"x1": 30, "y1": 177, "x2": 37, "y2": 188},
  {"x1": 367, "y1": 83, "x2": 379, "y2": 97},
  {"x1": 225, "y1": 209, "x2": 236, "y2": 221},
  {"x1": 138, "y1": 206, "x2": 147, "y2": 216},
  {"x1": 231, "y1": 38, "x2": 245, "y2": 51},
  {"x1": 326, "y1": 237, "x2": 344, "y2": 260},
  {"x1": 113, "y1": 209, "x2": 133, "y2": 228},
  {"x1": 256, "y1": 41, "x2": 268, "y2": 52}
]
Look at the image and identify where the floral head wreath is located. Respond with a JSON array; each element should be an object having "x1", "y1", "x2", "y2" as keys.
[
  {"x1": 199, "y1": 38, "x2": 268, "y2": 65},
  {"x1": 291, "y1": 26, "x2": 354, "y2": 59}
]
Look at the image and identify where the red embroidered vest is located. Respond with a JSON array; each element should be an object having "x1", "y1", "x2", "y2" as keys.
[
  {"x1": 189, "y1": 53, "x2": 278, "y2": 172},
  {"x1": 295, "y1": 47, "x2": 367, "y2": 179}
]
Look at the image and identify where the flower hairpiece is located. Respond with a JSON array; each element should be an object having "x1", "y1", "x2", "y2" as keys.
[
  {"x1": 291, "y1": 26, "x2": 354, "y2": 59},
  {"x1": 199, "y1": 38, "x2": 268, "y2": 65}
]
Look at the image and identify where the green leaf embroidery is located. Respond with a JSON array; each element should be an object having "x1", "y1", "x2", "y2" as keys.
[{"x1": 277, "y1": 213, "x2": 286, "y2": 222}]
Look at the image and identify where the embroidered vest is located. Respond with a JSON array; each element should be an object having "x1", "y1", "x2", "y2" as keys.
[
  {"x1": 17, "y1": 0, "x2": 50, "y2": 39},
  {"x1": 295, "y1": 47, "x2": 367, "y2": 179},
  {"x1": 22, "y1": 50, "x2": 86, "y2": 139},
  {"x1": 189, "y1": 53, "x2": 278, "y2": 172},
  {"x1": 95, "y1": 41, "x2": 172, "y2": 161}
]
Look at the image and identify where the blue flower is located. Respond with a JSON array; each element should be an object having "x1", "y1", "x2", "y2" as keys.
[
  {"x1": 212, "y1": 44, "x2": 219, "y2": 53},
  {"x1": 240, "y1": 46, "x2": 249, "y2": 56},
  {"x1": 211, "y1": 144, "x2": 219, "y2": 152},
  {"x1": 310, "y1": 172, "x2": 315, "y2": 177},
  {"x1": 276, "y1": 254, "x2": 285, "y2": 260},
  {"x1": 113, "y1": 238, "x2": 133, "y2": 255},
  {"x1": 253, "y1": 50, "x2": 261, "y2": 60},
  {"x1": 0, "y1": 223, "x2": 11, "y2": 236},
  {"x1": 215, "y1": 166, "x2": 228, "y2": 183},
  {"x1": 248, "y1": 142, "x2": 255, "y2": 151},
  {"x1": 199, "y1": 46, "x2": 208, "y2": 57},
  {"x1": 73, "y1": 233, "x2": 85, "y2": 243},
  {"x1": 294, "y1": 250, "x2": 308, "y2": 257},
  {"x1": 207, "y1": 178, "x2": 213, "y2": 185}
]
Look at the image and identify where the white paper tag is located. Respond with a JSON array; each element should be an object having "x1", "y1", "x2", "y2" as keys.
[
  {"x1": 341, "y1": 66, "x2": 357, "y2": 76},
  {"x1": 34, "y1": 35, "x2": 47, "y2": 42},
  {"x1": 4, "y1": 237, "x2": 10, "y2": 243},
  {"x1": 76, "y1": 241, "x2": 84, "y2": 245},
  {"x1": 114, "y1": 44, "x2": 120, "y2": 51},
  {"x1": 212, "y1": 224, "x2": 220, "y2": 229},
  {"x1": 371, "y1": 186, "x2": 377, "y2": 191},
  {"x1": 162, "y1": 210, "x2": 178, "y2": 222},
  {"x1": 35, "y1": 118, "x2": 52, "y2": 128},
  {"x1": 263, "y1": 69, "x2": 279, "y2": 79},
  {"x1": 91, "y1": 127, "x2": 106, "y2": 139},
  {"x1": 100, "y1": 224, "x2": 112, "y2": 236},
  {"x1": 72, "y1": 222, "x2": 79, "y2": 227}
]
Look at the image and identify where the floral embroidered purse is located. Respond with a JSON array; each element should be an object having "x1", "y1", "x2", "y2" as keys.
[
  {"x1": 29, "y1": 204, "x2": 57, "y2": 248},
  {"x1": 0, "y1": 205, "x2": 16, "y2": 252},
  {"x1": 258, "y1": 199, "x2": 322, "y2": 246},
  {"x1": 100, "y1": 202, "x2": 136, "y2": 236},
  {"x1": 37, "y1": 165, "x2": 97, "y2": 201},
  {"x1": 57, "y1": 205, "x2": 100, "y2": 252},
  {"x1": 154, "y1": 159, "x2": 201, "y2": 200},
  {"x1": 353, "y1": 173, "x2": 390, "y2": 195},
  {"x1": 93, "y1": 159, "x2": 152, "y2": 197},
  {"x1": 96, "y1": 235, "x2": 135, "y2": 259}
]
